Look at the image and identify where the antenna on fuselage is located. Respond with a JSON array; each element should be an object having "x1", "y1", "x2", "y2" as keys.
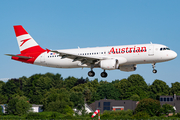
[{"x1": 150, "y1": 42, "x2": 152, "y2": 44}]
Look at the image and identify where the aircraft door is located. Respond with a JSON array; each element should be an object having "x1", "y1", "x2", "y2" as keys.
[
  {"x1": 148, "y1": 45, "x2": 154, "y2": 56},
  {"x1": 40, "y1": 53, "x2": 46, "y2": 64}
]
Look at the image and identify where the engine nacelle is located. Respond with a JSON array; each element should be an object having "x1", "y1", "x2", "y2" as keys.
[
  {"x1": 100, "y1": 59, "x2": 117, "y2": 70},
  {"x1": 119, "y1": 65, "x2": 137, "y2": 72}
]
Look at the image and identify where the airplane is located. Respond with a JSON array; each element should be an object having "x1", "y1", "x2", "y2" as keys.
[{"x1": 5, "y1": 25, "x2": 177, "y2": 78}]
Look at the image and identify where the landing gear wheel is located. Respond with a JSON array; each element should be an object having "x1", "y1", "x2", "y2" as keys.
[
  {"x1": 88, "y1": 71, "x2": 95, "y2": 77},
  {"x1": 152, "y1": 69, "x2": 157, "y2": 73},
  {"x1": 101, "y1": 72, "x2": 108, "y2": 78}
]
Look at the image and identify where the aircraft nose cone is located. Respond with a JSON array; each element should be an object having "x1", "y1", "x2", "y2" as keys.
[{"x1": 171, "y1": 51, "x2": 177, "y2": 59}]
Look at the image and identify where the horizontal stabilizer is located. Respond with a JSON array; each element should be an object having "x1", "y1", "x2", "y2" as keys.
[{"x1": 5, "y1": 54, "x2": 32, "y2": 59}]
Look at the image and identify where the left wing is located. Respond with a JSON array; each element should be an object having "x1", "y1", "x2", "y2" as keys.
[{"x1": 51, "y1": 50, "x2": 106, "y2": 65}]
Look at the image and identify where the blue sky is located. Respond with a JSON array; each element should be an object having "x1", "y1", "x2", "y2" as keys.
[{"x1": 0, "y1": 0, "x2": 179, "y2": 86}]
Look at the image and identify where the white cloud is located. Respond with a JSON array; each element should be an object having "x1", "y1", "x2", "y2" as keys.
[{"x1": 0, "y1": 78, "x2": 10, "y2": 82}]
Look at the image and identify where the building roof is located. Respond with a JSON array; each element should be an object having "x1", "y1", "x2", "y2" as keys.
[{"x1": 31, "y1": 104, "x2": 43, "y2": 107}]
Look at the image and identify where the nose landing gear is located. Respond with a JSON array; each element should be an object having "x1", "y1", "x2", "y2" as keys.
[{"x1": 152, "y1": 63, "x2": 157, "y2": 73}]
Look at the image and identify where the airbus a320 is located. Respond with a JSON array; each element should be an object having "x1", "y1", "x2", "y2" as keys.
[{"x1": 6, "y1": 25, "x2": 177, "y2": 78}]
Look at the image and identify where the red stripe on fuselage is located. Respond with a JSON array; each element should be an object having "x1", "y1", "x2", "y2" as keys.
[{"x1": 12, "y1": 45, "x2": 46, "y2": 64}]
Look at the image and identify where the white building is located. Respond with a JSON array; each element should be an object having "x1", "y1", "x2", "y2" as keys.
[
  {"x1": 0, "y1": 104, "x2": 43, "y2": 113},
  {"x1": 73, "y1": 103, "x2": 94, "y2": 115},
  {"x1": 31, "y1": 104, "x2": 43, "y2": 112}
]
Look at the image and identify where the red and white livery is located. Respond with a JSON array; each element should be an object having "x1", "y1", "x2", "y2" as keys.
[{"x1": 6, "y1": 25, "x2": 177, "y2": 78}]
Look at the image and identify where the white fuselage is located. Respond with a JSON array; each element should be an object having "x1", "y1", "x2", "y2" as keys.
[{"x1": 34, "y1": 43, "x2": 177, "y2": 69}]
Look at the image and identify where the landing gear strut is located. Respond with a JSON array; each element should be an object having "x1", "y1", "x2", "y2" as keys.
[
  {"x1": 152, "y1": 63, "x2": 157, "y2": 73},
  {"x1": 101, "y1": 70, "x2": 108, "y2": 78},
  {"x1": 88, "y1": 64, "x2": 95, "y2": 77}
]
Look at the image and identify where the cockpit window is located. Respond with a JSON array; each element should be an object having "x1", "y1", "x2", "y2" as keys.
[{"x1": 160, "y1": 47, "x2": 170, "y2": 51}]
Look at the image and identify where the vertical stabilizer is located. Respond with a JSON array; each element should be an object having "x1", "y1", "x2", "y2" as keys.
[{"x1": 14, "y1": 25, "x2": 45, "y2": 54}]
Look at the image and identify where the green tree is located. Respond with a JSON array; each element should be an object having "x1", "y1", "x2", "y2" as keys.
[
  {"x1": 149, "y1": 79, "x2": 170, "y2": 100},
  {"x1": 0, "y1": 94, "x2": 8, "y2": 104},
  {"x1": 160, "y1": 104, "x2": 175, "y2": 116},
  {"x1": 135, "y1": 98, "x2": 161, "y2": 116},
  {"x1": 96, "y1": 83, "x2": 120, "y2": 100},
  {"x1": 170, "y1": 82, "x2": 180, "y2": 95},
  {"x1": 64, "y1": 76, "x2": 78, "y2": 90},
  {"x1": 63, "y1": 105, "x2": 74, "y2": 115},
  {"x1": 114, "y1": 74, "x2": 148, "y2": 100},
  {"x1": 42, "y1": 88, "x2": 73, "y2": 113},
  {"x1": 114, "y1": 78, "x2": 132, "y2": 99},
  {"x1": 44, "y1": 73, "x2": 63, "y2": 89},
  {"x1": 0, "y1": 105, "x2": 3, "y2": 115},
  {"x1": 127, "y1": 74, "x2": 148, "y2": 99},
  {"x1": 132, "y1": 111, "x2": 150, "y2": 119},
  {"x1": 90, "y1": 79, "x2": 100, "y2": 91},
  {"x1": 130, "y1": 94, "x2": 140, "y2": 101},
  {"x1": 6, "y1": 96, "x2": 31, "y2": 116},
  {"x1": 0, "y1": 81, "x2": 5, "y2": 93},
  {"x1": 23, "y1": 74, "x2": 52, "y2": 104},
  {"x1": 70, "y1": 92, "x2": 84, "y2": 110},
  {"x1": 83, "y1": 87, "x2": 92, "y2": 103},
  {"x1": 2, "y1": 79, "x2": 22, "y2": 98}
]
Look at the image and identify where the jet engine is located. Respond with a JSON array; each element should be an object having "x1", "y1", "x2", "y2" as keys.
[
  {"x1": 119, "y1": 65, "x2": 137, "y2": 72},
  {"x1": 100, "y1": 59, "x2": 118, "y2": 70}
]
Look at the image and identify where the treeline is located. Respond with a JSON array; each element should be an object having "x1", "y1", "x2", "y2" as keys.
[{"x1": 0, "y1": 73, "x2": 180, "y2": 118}]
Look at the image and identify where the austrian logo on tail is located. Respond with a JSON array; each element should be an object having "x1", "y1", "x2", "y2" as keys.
[{"x1": 20, "y1": 38, "x2": 31, "y2": 47}]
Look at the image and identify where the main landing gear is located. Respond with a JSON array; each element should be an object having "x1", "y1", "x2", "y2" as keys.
[
  {"x1": 88, "y1": 64, "x2": 108, "y2": 78},
  {"x1": 88, "y1": 64, "x2": 95, "y2": 77},
  {"x1": 88, "y1": 70, "x2": 108, "y2": 78},
  {"x1": 101, "y1": 70, "x2": 108, "y2": 78},
  {"x1": 88, "y1": 71, "x2": 95, "y2": 77},
  {"x1": 152, "y1": 63, "x2": 157, "y2": 73}
]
